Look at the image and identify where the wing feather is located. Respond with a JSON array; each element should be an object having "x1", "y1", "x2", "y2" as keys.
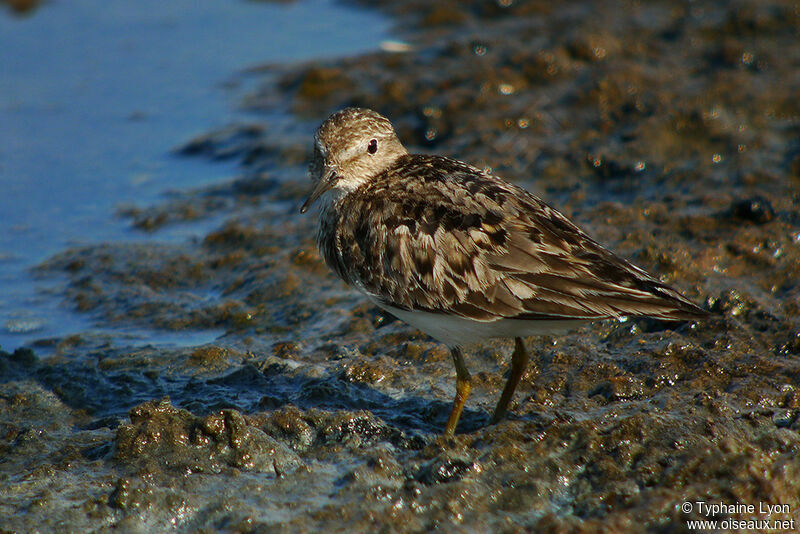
[{"x1": 323, "y1": 154, "x2": 706, "y2": 323}]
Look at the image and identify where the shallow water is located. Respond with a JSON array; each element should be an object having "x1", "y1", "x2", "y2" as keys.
[{"x1": 0, "y1": 0, "x2": 390, "y2": 350}]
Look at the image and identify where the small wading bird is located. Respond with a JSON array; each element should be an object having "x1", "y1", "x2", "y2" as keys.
[{"x1": 301, "y1": 107, "x2": 707, "y2": 437}]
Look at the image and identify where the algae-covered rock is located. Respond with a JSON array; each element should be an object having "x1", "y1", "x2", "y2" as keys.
[{"x1": 115, "y1": 398, "x2": 300, "y2": 475}]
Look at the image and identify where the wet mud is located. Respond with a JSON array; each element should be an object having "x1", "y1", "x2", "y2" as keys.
[{"x1": 3, "y1": 0, "x2": 800, "y2": 531}]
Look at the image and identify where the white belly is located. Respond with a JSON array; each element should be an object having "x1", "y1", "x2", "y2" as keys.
[{"x1": 374, "y1": 300, "x2": 587, "y2": 347}]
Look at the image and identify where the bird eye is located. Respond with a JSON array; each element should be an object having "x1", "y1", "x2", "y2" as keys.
[{"x1": 367, "y1": 138, "x2": 378, "y2": 154}]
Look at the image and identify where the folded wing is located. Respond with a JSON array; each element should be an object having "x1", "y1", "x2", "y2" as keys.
[{"x1": 333, "y1": 154, "x2": 706, "y2": 323}]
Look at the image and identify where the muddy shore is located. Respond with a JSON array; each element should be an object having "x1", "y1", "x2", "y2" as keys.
[{"x1": 2, "y1": 0, "x2": 800, "y2": 531}]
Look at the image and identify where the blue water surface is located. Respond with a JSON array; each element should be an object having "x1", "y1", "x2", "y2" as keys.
[{"x1": 0, "y1": 0, "x2": 390, "y2": 350}]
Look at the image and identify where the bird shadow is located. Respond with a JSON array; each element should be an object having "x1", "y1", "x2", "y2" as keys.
[
  {"x1": 193, "y1": 362, "x2": 492, "y2": 437},
  {"x1": 0, "y1": 346, "x2": 491, "y2": 439}
]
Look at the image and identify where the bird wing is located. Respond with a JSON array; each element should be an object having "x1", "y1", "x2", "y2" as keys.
[{"x1": 332, "y1": 155, "x2": 705, "y2": 322}]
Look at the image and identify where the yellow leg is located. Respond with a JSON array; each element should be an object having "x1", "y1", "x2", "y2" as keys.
[
  {"x1": 443, "y1": 347, "x2": 471, "y2": 437},
  {"x1": 490, "y1": 337, "x2": 529, "y2": 425}
]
